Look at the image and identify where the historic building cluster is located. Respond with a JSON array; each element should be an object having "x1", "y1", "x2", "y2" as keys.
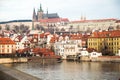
[{"x1": 0, "y1": 4, "x2": 120, "y2": 58}]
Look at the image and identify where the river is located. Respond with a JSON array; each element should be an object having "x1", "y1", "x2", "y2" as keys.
[{"x1": 4, "y1": 61, "x2": 120, "y2": 80}]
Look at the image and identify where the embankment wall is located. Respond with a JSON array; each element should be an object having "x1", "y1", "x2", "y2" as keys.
[
  {"x1": 0, "y1": 58, "x2": 27, "y2": 64},
  {"x1": 0, "y1": 64, "x2": 41, "y2": 80}
]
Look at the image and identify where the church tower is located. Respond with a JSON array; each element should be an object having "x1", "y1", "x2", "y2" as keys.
[
  {"x1": 37, "y1": 4, "x2": 43, "y2": 21},
  {"x1": 32, "y1": 8, "x2": 37, "y2": 21}
]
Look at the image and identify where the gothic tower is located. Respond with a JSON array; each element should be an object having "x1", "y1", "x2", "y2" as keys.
[
  {"x1": 32, "y1": 8, "x2": 37, "y2": 21},
  {"x1": 37, "y1": 4, "x2": 43, "y2": 21}
]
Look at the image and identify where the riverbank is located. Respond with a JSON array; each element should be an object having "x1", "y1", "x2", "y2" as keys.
[
  {"x1": 0, "y1": 55, "x2": 62, "y2": 64},
  {"x1": 1, "y1": 56, "x2": 120, "y2": 64},
  {"x1": 80, "y1": 56, "x2": 120, "y2": 62},
  {"x1": 95, "y1": 56, "x2": 120, "y2": 62},
  {"x1": 0, "y1": 64, "x2": 41, "y2": 80},
  {"x1": 0, "y1": 58, "x2": 27, "y2": 64}
]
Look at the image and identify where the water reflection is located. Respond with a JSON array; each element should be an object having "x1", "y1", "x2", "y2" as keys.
[{"x1": 4, "y1": 61, "x2": 120, "y2": 80}]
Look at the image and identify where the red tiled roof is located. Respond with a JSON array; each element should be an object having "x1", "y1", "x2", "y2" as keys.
[
  {"x1": 71, "y1": 18, "x2": 117, "y2": 23},
  {"x1": 32, "y1": 48, "x2": 54, "y2": 55},
  {"x1": 0, "y1": 38, "x2": 15, "y2": 44},
  {"x1": 33, "y1": 33, "x2": 50, "y2": 38},
  {"x1": 70, "y1": 34, "x2": 82, "y2": 40},
  {"x1": 39, "y1": 18, "x2": 69, "y2": 23},
  {"x1": 14, "y1": 35, "x2": 23, "y2": 42},
  {"x1": 17, "y1": 48, "x2": 30, "y2": 54},
  {"x1": 90, "y1": 30, "x2": 120, "y2": 38},
  {"x1": 50, "y1": 35, "x2": 59, "y2": 43}
]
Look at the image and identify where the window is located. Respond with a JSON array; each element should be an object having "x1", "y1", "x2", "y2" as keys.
[
  {"x1": 7, "y1": 49, "x2": 9, "y2": 53},
  {"x1": 2, "y1": 45, "x2": 4, "y2": 48},
  {"x1": 2, "y1": 49, "x2": 4, "y2": 53}
]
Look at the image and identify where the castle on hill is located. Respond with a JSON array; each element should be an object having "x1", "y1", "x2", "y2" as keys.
[{"x1": 33, "y1": 4, "x2": 59, "y2": 21}]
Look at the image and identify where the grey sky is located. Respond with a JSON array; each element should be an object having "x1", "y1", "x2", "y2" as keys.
[{"x1": 0, "y1": 0, "x2": 120, "y2": 21}]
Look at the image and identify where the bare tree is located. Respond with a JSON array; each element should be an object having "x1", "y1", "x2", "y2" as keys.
[
  {"x1": 13, "y1": 25, "x2": 20, "y2": 33},
  {"x1": 61, "y1": 28, "x2": 65, "y2": 31},
  {"x1": 19, "y1": 24, "x2": 29, "y2": 33},
  {"x1": 35, "y1": 24, "x2": 40, "y2": 30},
  {"x1": 5, "y1": 24, "x2": 10, "y2": 31},
  {"x1": 116, "y1": 25, "x2": 120, "y2": 30},
  {"x1": 0, "y1": 26, "x2": 2, "y2": 31}
]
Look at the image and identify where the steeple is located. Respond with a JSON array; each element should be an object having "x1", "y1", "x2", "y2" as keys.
[
  {"x1": 81, "y1": 15, "x2": 83, "y2": 21},
  {"x1": 39, "y1": 4, "x2": 43, "y2": 12},
  {"x1": 84, "y1": 16, "x2": 86, "y2": 20},
  {"x1": 46, "y1": 8, "x2": 48, "y2": 18},
  {"x1": 47, "y1": 8, "x2": 48, "y2": 14},
  {"x1": 33, "y1": 8, "x2": 37, "y2": 21}
]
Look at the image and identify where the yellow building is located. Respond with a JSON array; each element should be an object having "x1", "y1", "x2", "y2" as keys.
[{"x1": 88, "y1": 30, "x2": 120, "y2": 55}]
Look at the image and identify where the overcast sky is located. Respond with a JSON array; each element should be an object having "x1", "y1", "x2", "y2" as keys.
[{"x1": 0, "y1": 0, "x2": 120, "y2": 22}]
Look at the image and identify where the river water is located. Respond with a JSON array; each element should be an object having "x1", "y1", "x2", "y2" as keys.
[{"x1": 4, "y1": 61, "x2": 120, "y2": 80}]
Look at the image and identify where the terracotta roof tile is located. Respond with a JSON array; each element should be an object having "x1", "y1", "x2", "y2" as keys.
[
  {"x1": 90, "y1": 30, "x2": 120, "y2": 38},
  {"x1": 0, "y1": 38, "x2": 15, "y2": 44}
]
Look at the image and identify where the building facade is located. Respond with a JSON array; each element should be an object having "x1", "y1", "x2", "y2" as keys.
[
  {"x1": 54, "y1": 41, "x2": 80, "y2": 59},
  {"x1": 0, "y1": 38, "x2": 16, "y2": 54},
  {"x1": 68, "y1": 18, "x2": 119, "y2": 32},
  {"x1": 88, "y1": 30, "x2": 120, "y2": 55}
]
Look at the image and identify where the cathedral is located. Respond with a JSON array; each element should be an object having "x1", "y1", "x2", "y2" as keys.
[{"x1": 33, "y1": 4, "x2": 59, "y2": 21}]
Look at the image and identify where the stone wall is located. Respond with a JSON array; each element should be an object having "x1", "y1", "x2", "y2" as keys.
[
  {"x1": 0, "y1": 65, "x2": 41, "y2": 80},
  {"x1": 96, "y1": 56, "x2": 120, "y2": 62},
  {"x1": 80, "y1": 56, "x2": 120, "y2": 62},
  {"x1": 0, "y1": 58, "x2": 27, "y2": 64}
]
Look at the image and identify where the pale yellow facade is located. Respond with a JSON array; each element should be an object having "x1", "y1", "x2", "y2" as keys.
[
  {"x1": 88, "y1": 37, "x2": 120, "y2": 55},
  {"x1": 0, "y1": 45, "x2": 16, "y2": 54},
  {"x1": 68, "y1": 19, "x2": 118, "y2": 32}
]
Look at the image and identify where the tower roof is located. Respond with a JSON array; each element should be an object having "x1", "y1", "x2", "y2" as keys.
[{"x1": 43, "y1": 13, "x2": 59, "y2": 19}]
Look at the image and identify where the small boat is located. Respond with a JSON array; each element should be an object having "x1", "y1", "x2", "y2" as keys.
[{"x1": 57, "y1": 58, "x2": 62, "y2": 63}]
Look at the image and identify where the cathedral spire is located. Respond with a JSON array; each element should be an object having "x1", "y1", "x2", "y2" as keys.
[
  {"x1": 33, "y1": 8, "x2": 37, "y2": 21},
  {"x1": 39, "y1": 3, "x2": 43, "y2": 12},
  {"x1": 47, "y1": 8, "x2": 48, "y2": 14},
  {"x1": 32, "y1": 8, "x2": 36, "y2": 30},
  {"x1": 46, "y1": 8, "x2": 48, "y2": 18}
]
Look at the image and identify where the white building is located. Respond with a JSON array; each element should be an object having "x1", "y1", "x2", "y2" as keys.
[
  {"x1": 79, "y1": 48, "x2": 102, "y2": 58},
  {"x1": 89, "y1": 51, "x2": 102, "y2": 58},
  {"x1": 117, "y1": 49, "x2": 120, "y2": 56},
  {"x1": 80, "y1": 49, "x2": 89, "y2": 56},
  {"x1": 54, "y1": 40, "x2": 80, "y2": 59},
  {"x1": 14, "y1": 35, "x2": 30, "y2": 50}
]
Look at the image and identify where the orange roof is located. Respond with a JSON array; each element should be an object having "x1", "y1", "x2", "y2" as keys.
[
  {"x1": 39, "y1": 18, "x2": 69, "y2": 23},
  {"x1": 50, "y1": 35, "x2": 59, "y2": 43},
  {"x1": 90, "y1": 30, "x2": 120, "y2": 38},
  {"x1": 33, "y1": 33, "x2": 50, "y2": 38},
  {"x1": 0, "y1": 38, "x2": 15, "y2": 44},
  {"x1": 70, "y1": 34, "x2": 82, "y2": 40},
  {"x1": 14, "y1": 35, "x2": 23, "y2": 42},
  {"x1": 71, "y1": 18, "x2": 117, "y2": 23},
  {"x1": 32, "y1": 48, "x2": 54, "y2": 55}
]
